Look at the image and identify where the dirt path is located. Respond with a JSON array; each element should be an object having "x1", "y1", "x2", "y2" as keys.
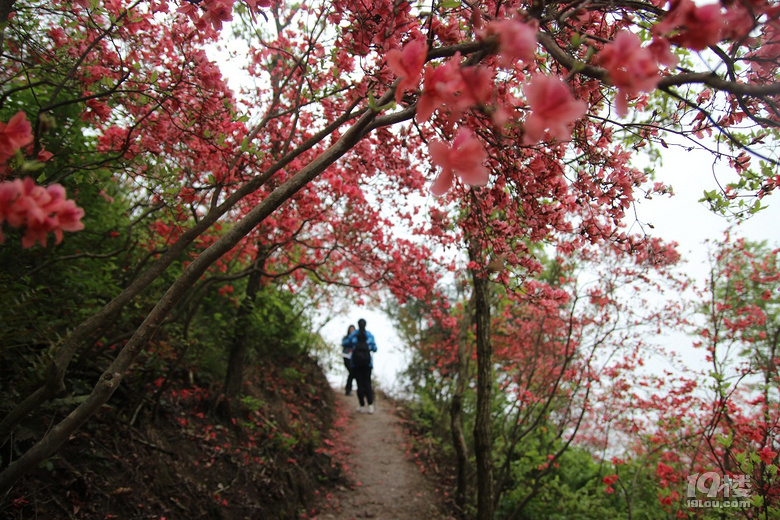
[{"x1": 313, "y1": 391, "x2": 452, "y2": 520}]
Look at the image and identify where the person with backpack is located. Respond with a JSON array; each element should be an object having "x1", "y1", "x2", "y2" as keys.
[
  {"x1": 346, "y1": 318, "x2": 377, "y2": 414},
  {"x1": 341, "y1": 324, "x2": 356, "y2": 396}
]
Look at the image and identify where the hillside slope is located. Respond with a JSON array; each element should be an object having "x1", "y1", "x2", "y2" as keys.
[{"x1": 1, "y1": 354, "x2": 346, "y2": 519}]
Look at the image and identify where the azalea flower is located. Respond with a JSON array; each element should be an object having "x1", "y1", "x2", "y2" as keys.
[
  {"x1": 429, "y1": 128, "x2": 489, "y2": 196},
  {"x1": 0, "y1": 177, "x2": 85, "y2": 247},
  {"x1": 0, "y1": 111, "x2": 33, "y2": 166},
  {"x1": 523, "y1": 74, "x2": 587, "y2": 144},
  {"x1": 649, "y1": 37, "x2": 679, "y2": 68},
  {"x1": 416, "y1": 55, "x2": 464, "y2": 122},
  {"x1": 759, "y1": 446, "x2": 778, "y2": 465},
  {"x1": 201, "y1": 0, "x2": 235, "y2": 32},
  {"x1": 653, "y1": 0, "x2": 724, "y2": 51},
  {"x1": 487, "y1": 18, "x2": 537, "y2": 67},
  {"x1": 459, "y1": 66, "x2": 493, "y2": 107},
  {"x1": 598, "y1": 31, "x2": 660, "y2": 116},
  {"x1": 387, "y1": 39, "x2": 428, "y2": 103}
]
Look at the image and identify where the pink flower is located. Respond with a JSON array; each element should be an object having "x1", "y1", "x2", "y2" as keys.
[
  {"x1": 387, "y1": 39, "x2": 428, "y2": 103},
  {"x1": 1, "y1": 111, "x2": 33, "y2": 149},
  {"x1": 201, "y1": 0, "x2": 235, "y2": 32},
  {"x1": 429, "y1": 128, "x2": 489, "y2": 195},
  {"x1": 37, "y1": 148, "x2": 53, "y2": 162},
  {"x1": 460, "y1": 66, "x2": 493, "y2": 107},
  {"x1": 487, "y1": 19, "x2": 537, "y2": 67},
  {"x1": 0, "y1": 111, "x2": 33, "y2": 165},
  {"x1": 649, "y1": 38, "x2": 679, "y2": 68},
  {"x1": 598, "y1": 31, "x2": 661, "y2": 116},
  {"x1": 177, "y1": 2, "x2": 201, "y2": 23},
  {"x1": 759, "y1": 446, "x2": 777, "y2": 465},
  {"x1": 653, "y1": 0, "x2": 724, "y2": 51},
  {"x1": 243, "y1": 0, "x2": 272, "y2": 10},
  {"x1": 746, "y1": 24, "x2": 780, "y2": 77},
  {"x1": 0, "y1": 177, "x2": 85, "y2": 247},
  {"x1": 416, "y1": 55, "x2": 464, "y2": 122},
  {"x1": 523, "y1": 74, "x2": 587, "y2": 144}
]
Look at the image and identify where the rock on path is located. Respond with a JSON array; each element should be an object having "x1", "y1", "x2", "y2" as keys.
[{"x1": 314, "y1": 391, "x2": 451, "y2": 520}]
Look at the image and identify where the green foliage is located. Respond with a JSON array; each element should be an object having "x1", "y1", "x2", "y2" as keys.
[{"x1": 182, "y1": 280, "x2": 315, "y2": 385}]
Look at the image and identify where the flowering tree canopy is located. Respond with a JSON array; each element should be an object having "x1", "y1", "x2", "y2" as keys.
[{"x1": 0, "y1": 0, "x2": 779, "y2": 499}]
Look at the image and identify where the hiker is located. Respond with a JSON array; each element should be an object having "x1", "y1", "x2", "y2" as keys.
[
  {"x1": 346, "y1": 318, "x2": 377, "y2": 414},
  {"x1": 341, "y1": 324, "x2": 356, "y2": 396}
]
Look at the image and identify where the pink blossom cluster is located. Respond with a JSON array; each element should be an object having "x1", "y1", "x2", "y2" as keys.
[
  {"x1": 387, "y1": 38, "x2": 428, "y2": 103},
  {"x1": 483, "y1": 18, "x2": 538, "y2": 67},
  {"x1": 429, "y1": 128, "x2": 489, "y2": 196},
  {"x1": 0, "y1": 112, "x2": 82, "y2": 247},
  {"x1": 177, "y1": 0, "x2": 271, "y2": 32},
  {"x1": 523, "y1": 74, "x2": 587, "y2": 144},
  {"x1": 388, "y1": 21, "x2": 535, "y2": 126},
  {"x1": 595, "y1": 0, "x2": 741, "y2": 115},
  {"x1": 0, "y1": 111, "x2": 34, "y2": 173},
  {"x1": 415, "y1": 60, "x2": 585, "y2": 193},
  {"x1": 653, "y1": 0, "x2": 724, "y2": 51},
  {"x1": 0, "y1": 177, "x2": 85, "y2": 248},
  {"x1": 386, "y1": 23, "x2": 588, "y2": 194},
  {"x1": 598, "y1": 32, "x2": 668, "y2": 117},
  {"x1": 416, "y1": 52, "x2": 492, "y2": 123}
]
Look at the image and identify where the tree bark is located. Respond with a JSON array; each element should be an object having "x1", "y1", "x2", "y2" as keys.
[
  {"x1": 450, "y1": 296, "x2": 474, "y2": 512},
  {"x1": 471, "y1": 249, "x2": 494, "y2": 520},
  {"x1": 0, "y1": 0, "x2": 14, "y2": 53},
  {"x1": 221, "y1": 247, "x2": 268, "y2": 417}
]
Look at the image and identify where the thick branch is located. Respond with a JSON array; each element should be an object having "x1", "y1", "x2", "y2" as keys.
[{"x1": 538, "y1": 31, "x2": 780, "y2": 98}]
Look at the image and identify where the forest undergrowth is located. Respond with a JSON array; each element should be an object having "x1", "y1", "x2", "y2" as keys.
[{"x1": 1, "y1": 355, "x2": 354, "y2": 520}]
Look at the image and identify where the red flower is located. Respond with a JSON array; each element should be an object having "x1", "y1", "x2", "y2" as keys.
[
  {"x1": 523, "y1": 74, "x2": 586, "y2": 144},
  {"x1": 0, "y1": 177, "x2": 85, "y2": 247},
  {"x1": 429, "y1": 128, "x2": 489, "y2": 195},
  {"x1": 487, "y1": 19, "x2": 537, "y2": 67},
  {"x1": 598, "y1": 31, "x2": 660, "y2": 116},
  {"x1": 387, "y1": 39, "x2": 428, "y2": 103},
  {"x1": 416, "y1": 55, "x2": 464, "y2": 122},
  {"x1": 602, "y1": 474, "x2": 619, "y2": 485},
  {"x1": 653, "y1": 0, "x2": 724, "y2": 51},
  {"x1": 0, "y1": 111, "x2": 33, "y2": 166},
  {"x1": 759, "y1": 446, "x2": 777, "y2": 465}
]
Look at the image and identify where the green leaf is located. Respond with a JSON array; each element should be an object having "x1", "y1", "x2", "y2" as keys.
[{"x1": 735, "y1": 452, "x2": 747, "y2": 465}]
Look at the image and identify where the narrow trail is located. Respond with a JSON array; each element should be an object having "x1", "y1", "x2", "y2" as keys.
[{"x1": 313, "y1": 390, "x2": 453, "y2": 520}]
